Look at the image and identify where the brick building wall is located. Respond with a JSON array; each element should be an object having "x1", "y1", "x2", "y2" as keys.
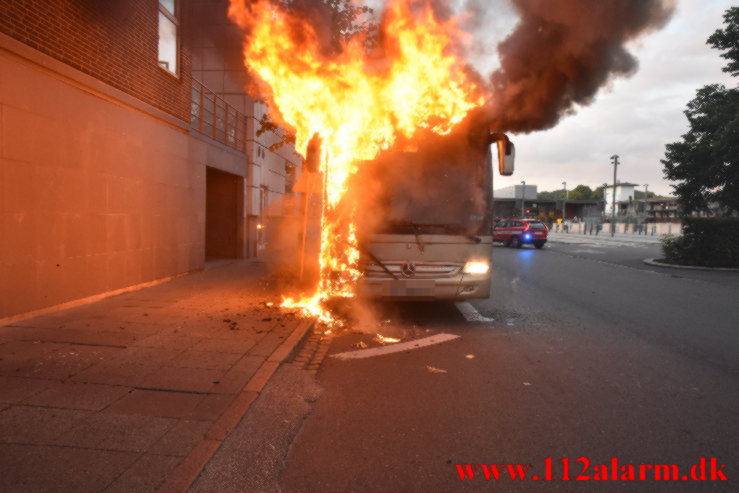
[{"x1": 0, "y1": 0, "x2": 191, "y2": 121}]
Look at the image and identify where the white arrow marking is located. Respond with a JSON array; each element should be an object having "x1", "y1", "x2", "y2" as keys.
[
  {"x1": 331, "y1": 333, "x2": 460, "y2": 360},
  {"x1": 454, "y1": 301, "x2": 494, "y2": 322}
]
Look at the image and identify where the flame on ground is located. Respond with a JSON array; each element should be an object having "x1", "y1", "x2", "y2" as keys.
[
  {"x1": 375, "y1": 334, "x2": 401, "y2": 344},
  {"x1": 228, "y1": 0, "x2": 485, "y2": 328}
]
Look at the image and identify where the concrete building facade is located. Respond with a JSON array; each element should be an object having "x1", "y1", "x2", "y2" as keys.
[
  {"x1": 0, "y1": 0, "x2": 302, "y2": 321},
  {"x1": 603, "y1": 182, "x2": 639, "y2": 217},
  {"x1": 494, "y1": 184, "x2": 538, "y2": 200}
]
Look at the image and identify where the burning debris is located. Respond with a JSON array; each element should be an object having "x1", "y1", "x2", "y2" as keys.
[
  {"x1": 374, "y1": 334, "x2": 402, "y2": 344},
  {"x1": 226, "y1": 0, "x2": 673, "y2": 330}
]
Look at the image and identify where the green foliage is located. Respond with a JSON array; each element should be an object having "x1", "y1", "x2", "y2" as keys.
[
  {"x1": 662, "y1": 85, "x2": 739, "y2": 214},
  {"x1": 538, "y1": 184, "x2": 603, "y2": 201},
  {"x1": 661, "y1": 217, "x2": 739, "y2": 267},
  {"x1": 662, "y1": 8, "x2": 739, "y2": 215},
  {"x1": 707, "y1": 7, "x2": 739, "y2": 77},
  {"x1": 537, "y1": 190, "x2": 565, "y2": 200},
  {"x1": 592, "y1": 186, "x2": 606, "y2": 201},
  {"x1": 633, "y1": 190, "x2": 656, "y2": 200},
  {"x1": 568, "y1": 184, "x2": 593, "y2": 200},
  {"x1": 279, "y1": 0, "x2": 376, "y2": 50}
]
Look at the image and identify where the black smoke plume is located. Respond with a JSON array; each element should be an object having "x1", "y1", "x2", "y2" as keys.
[{"x1": 486, "y1": 0, "x2": 675, "y2": 132}]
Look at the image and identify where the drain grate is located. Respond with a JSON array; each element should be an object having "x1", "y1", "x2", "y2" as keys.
[{"x1": 291, "y1": 329, "x2": 332, "y2": 374}]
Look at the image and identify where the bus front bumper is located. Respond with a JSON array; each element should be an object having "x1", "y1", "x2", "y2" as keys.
[{"x1": 356, "y1": 275, "x2": 491, "y2": 300}]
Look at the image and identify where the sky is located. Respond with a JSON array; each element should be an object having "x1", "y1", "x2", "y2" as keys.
[{"x1": 487, "y1": 0, "x2": 736, "y2": 196}]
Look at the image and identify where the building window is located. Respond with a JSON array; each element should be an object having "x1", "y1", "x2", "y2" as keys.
[
  {"x1": 158, "y1": 0, "x2": 179, "y2": 75},
  {"x1": 285, "y1": 162, "x2": 296, "y2": 193}
]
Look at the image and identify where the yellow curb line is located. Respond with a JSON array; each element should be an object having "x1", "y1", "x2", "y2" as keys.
[{"x1": 156, "y1": 318, "x2": 315, "y2": 493}]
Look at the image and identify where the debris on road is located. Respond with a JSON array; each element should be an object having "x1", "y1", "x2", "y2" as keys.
[
  {"x1": 375, "y1": 334, "x2": 401, "y2": 344},
  {"x1": 465, "y1": 354, "x2": 475, "y2": 359},
  {"x1": 352, "y1": 341, "x2": 368, "y2": 349},
  {"x1": 426, "y1": 365, "x2": 447, "y2": 374}
]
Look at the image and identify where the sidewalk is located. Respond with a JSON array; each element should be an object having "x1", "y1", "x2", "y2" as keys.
[
  {"x1": 548, "y1": 232, "x2": 664, "y2": 245},
  {"x1": 0, "y1": 260, "x2": 311, "y2": 492}
]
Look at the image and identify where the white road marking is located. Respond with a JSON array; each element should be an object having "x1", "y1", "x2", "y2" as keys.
[
  {"x1": 454, "y1": 301, "x2": 494, "y2": 322},
  {"x1": 331, "y1": 333, "x2": 460, "y2": 360},
  {"x1": 571, "y1": 248, "x2": 607, "y2": 254}
]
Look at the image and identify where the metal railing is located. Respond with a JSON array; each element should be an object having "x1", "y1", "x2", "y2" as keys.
[{"x1": 190, "y1": 79, "x2": 248, "y2": 153}]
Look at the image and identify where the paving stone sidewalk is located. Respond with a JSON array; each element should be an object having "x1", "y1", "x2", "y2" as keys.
[{"x1": 0, "y1": 260, "x2": 305, "y2": 492}]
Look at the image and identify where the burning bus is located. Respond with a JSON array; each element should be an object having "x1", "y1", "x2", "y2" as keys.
[
  {"x1": 353, "y1": 128, "x2": 515, "y2": 300},
  {"x1": 229, "y1": 0, "x2": 513, "y2": 324}
]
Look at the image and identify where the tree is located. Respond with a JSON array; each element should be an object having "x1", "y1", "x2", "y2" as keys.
[
  {"x1": 592, "y1": 186, "x2": 606, "y2": 201},
  {"x1": 277, "y1": 0, "x2": 376, "y2": 50},
  {"x1": 537, "y1": 190, "x2": 565, "y2": 201},
  {"x1": 707, "y1": 7, "x2": 739, "y2": 77},
  {"x1": 568, "y1": 185, "x2": 593, "y2": 200},
  {"x1": 633, "y1": 190, "x2": 656, "y2": 200},
  {"x1": 538, "y1": 185, "x2": 595, "y2": 201},
  {"x1": 662, "y1": 7, "x2": 739, "y2": 215}
]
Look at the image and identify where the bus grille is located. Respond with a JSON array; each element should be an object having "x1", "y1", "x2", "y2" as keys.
[{"x1": 362, "y1": 262, "x2": 462, "y2": 279}]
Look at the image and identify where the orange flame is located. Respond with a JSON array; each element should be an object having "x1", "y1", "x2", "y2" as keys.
[{"x1": 228, "y1": 0, "x2": 485, "y2": 327}]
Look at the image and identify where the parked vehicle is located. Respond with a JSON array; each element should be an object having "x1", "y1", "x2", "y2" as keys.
[{"x1": 493, "y1": 219, "x2": 548, "y2": 249}]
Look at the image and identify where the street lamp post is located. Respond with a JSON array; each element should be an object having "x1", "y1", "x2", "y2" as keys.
[
  {"x1": 610, "y1": 155, "x2": 619, "y2": 237},
  {"x1": 600, "y1": 182, "x2": 608, "y2": 236},
  {"x1": 561, "y1": 181, "x2": 568, "y2": 220},
  {"x1": 643, "y1": 184, "x2": 649, "y2": 214},
  {"x1": 520, "y1": 180, "x2": 526, "y2": 217}
]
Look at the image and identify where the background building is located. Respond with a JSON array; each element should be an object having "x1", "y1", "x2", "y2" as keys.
[
  {"x1": 494, "y1": 184, "x2": 538, "y2": 200},
  {"x1": 0, "y1": 0, "x2": 303, "y2": 321},
  {"x1": 603, "y1": 182, "x2": 639, "y2": 217}
]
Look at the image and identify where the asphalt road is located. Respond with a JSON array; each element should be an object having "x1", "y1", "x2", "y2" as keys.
[{"x1": 269, "y1": 240, "x2": 739, "y2": 493}]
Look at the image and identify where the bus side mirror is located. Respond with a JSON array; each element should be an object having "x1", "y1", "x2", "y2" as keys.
[{"x1": 492, "y1": 137, "x2": 515, "y2": 176}]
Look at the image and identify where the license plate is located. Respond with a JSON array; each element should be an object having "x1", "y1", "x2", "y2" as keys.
[{"x1": 384, "y1": 280, "x2": 435, "y2": 296}]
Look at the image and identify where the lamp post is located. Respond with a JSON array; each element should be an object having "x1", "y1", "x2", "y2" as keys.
[
  {"x1": 642, "y1": 184, "x2": 649, "y2": 235},
  {"x1": 643, "y1": 184, "x2": 649, "y2": 214},
  {"x1": 600, "y1": 182, "x2": 608, "y2": 235},
  {"x1": 561, "y1": 181, "x2": 567, "y2": 220},
  {"x1": 520, "y1": 180, "x2": 526, "y2": 217},
  {"x1": 610, "y1": 155, "x2": 619, "y2": 237}
]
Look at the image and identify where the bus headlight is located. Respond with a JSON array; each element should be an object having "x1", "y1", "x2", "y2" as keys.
[{"x1": 463, "y1": 261, "x2": 490, "y2": 275}]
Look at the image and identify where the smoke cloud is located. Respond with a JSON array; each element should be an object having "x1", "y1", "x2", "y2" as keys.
[{"x1": 486, "y1": 0, "x2": 675, "y2": 132}]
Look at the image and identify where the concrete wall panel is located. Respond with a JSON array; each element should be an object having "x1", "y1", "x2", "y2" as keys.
[{"x1": 0, "y1": 47, "x2": 206, "y2": 320}]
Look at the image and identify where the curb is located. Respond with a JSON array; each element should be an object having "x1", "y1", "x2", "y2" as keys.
[
  {"x1": 156, "y1": 317, "x2": 315, "y2": 493},
  {"x1": 548, "y1": 236, "x2": 661, "y2": 245},
  {"x1": 643, "y1": 258, "x2": 739, "y2": 272}
]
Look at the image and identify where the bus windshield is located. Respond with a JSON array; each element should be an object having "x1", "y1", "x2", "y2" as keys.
[{"x1": 355, "y1": 134, "x2": 492, "y2": 237}]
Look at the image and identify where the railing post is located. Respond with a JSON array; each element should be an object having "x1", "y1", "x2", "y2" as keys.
[
  {"x1": 198, "y1": 82, "x2": 204, "y2": 133},
  {"x1": 212, "y1": 91, "x2": 217, "y2": 140},
  {"x1": 224, "y1": 104, "x2": 229, "y2": 145}
]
